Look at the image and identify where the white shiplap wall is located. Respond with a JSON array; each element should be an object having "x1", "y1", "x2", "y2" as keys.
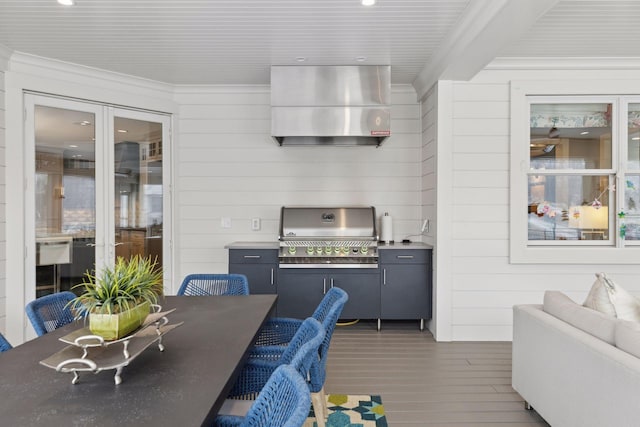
[
  {"x1": 443, "y1": 65, "x2": 640, "y2": 341},
  {"x1": 173, "y1": 85, "x2": 423, "y2": 286},
  {"x1": 421, "y1": 86, "x2": 436, "y2": 248},
  {"x1": 0, "y1": 48, "x2": 7, "y2": 334},
  {"x1": 420, "y1": 85, "x2": 438, "y2": 337}
]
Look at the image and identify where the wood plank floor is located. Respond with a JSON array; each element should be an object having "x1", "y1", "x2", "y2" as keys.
[{"x1": 322, "y1": 320, "x2": 550, "y2": 427}]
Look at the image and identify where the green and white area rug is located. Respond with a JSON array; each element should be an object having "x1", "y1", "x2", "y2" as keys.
[{"x1": 305, "y1": 394, "x2": 388, "y2": 427}]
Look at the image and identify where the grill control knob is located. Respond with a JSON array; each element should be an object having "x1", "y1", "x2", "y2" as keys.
[
  {"x1": 325, "y1": 246, "x2": 333, "y2": 255},
  {"x1": 316, "y1": 247, "x2": 323, "y2": 255},
  {"x1": 306, "y1": 246, "x2": 314, "y2": 255},
  {"x1": 288, "y1": 246, "x2": 297, "y2": 255},
  {"x1": 360, "y1": 246, "x2": 369, "y2": 255}
]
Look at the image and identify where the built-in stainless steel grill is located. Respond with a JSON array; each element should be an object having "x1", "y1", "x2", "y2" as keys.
[{"x1": 278, "y1": 206, "x2": 378, "y2": 269}]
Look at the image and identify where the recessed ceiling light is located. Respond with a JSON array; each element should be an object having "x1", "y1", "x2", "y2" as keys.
[
  {"x1": 57, "y1": 0, "x2": 75, "y2": 5},
  {"x1": 69, "y1": 144, "x2": 78, "y2": 148},
  {"x1": 632, "y1": 137, "x2": 640, "y2": 141},
  {"x1": 362, "y1": 0, "x2": 376, "y2": 5},
  {"x1": 356, "y1": 56, "x2": 367, "y2": 62},
  {"x1": 580, "y1": 131, "x2": 589, "y2": 135},
  {"x1": 117, "y1": 129, "x2": 128, "y2": 133},
  {"x1": 295, "y1": 57, "x2": 307, "y2": 63}
]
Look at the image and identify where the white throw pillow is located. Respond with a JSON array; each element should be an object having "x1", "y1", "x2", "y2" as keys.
[{"x1": 583, "y1": 272, "x2": 640, "y2": 322}]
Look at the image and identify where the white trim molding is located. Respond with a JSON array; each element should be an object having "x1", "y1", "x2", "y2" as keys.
[
  {"x1": 490, "y1": 57, "x2": 640, "y2": 71},
  {"x1": 0, "y1": 44, "x2": 12, "y2": 71},
  {"x1": 434, "y1": 80, "x2": 454, "y2": 341},
  {"x1": 510, "y1": 79, "x2": 640, "y2": 264},
  {"x1": 412, "y1": 0, "x2": 559, "y2": 101}
]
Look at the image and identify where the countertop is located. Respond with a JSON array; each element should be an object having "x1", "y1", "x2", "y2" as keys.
[
  {"x1": 36, "y1": 234, "x2": 73, "y2": 243},
  {"x1": 225, "y1": 241, "x2": 432, "y2": 250},
  {"x1": 377, "y1": 242, "x2": 433, "y2": 250},
  {"x1": 225, "y1": 241, "x2": 279, "y2": 250}
]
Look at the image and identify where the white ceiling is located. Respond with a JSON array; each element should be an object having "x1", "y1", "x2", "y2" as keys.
[{"x1": 0, "y1": 0, "x2": 639, "y2": 90}]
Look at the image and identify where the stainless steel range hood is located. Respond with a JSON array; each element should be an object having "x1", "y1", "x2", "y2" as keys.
[{"x1": 271, "y1": 65, "x2": 391, "y2": 147}]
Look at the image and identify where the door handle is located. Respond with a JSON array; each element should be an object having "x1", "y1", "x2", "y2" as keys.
[
  {"x1": 270, "y1": 268, "x2": 274, "y2": 286},
  {"x1": 323, "y1": 278, "x2": 327, "y2": 295},
  {"x1": 112, "y1": 242, "x2": 124, "y2": 247},
  {"x1": 330, "y1": 277, "x2": 334, "y2": 289},
  {"x1": 243, "y1": 255, "x2": 261, "y2": 259},
  {"x1": 397, "y1": 255, "x2": 414, "y2": 259},
  {"x1": 383, "y1": 268, "x2": 387, "y2": 285}
]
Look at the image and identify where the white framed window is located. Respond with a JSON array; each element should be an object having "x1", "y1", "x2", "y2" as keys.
[{"x1": 510, "y1": 81, "x2": 640, "y2": 264}]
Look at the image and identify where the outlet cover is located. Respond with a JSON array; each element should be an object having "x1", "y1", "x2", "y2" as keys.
[
  {"x1": 251, "y1": 218, "x2": 261, "y2": 231},
  {"x1": 221, "y1": 217, "x2": 232, "y2": 228}
]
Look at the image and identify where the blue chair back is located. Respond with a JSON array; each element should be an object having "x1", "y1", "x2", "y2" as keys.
[
  {"x1": 0, "y1": 332, "x2": 12, "y2": 352},
  {"x1": 281, "y1": 318, "x2": 324, "y2": 380},
  {"x1": 177, "y1": 274, "x2": 249, "y2": 296},
  {"x1": 309, "y1": 287, "x2": 348, "y2": 392},
  {"x1": 25, "y1": 291, "x2": 76, "y2": 336},
  {"x1": 228, "y1": 317, "x2": 324, "y2": 400},
  {"x1": 216, "y1": 365, "x2": 311, "y2": 427}
]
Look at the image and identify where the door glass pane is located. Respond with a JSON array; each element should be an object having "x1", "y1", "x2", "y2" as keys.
[
  {"x1": 35, "y1": 106, "x2": 96, "y2": 297},
  {"x1": 528, "y1": 175, "x2": 611, "y2": 241},
  {"x1": 628, "y1": 104, "x2": 640, "y2": 170},
  {"x1": 530, "y1": 103, "x2": 612, "y2": 170},
  {"x1": 623, "y1": 176, "x2": 640, "y2": 240},
  {"x1": 114, "y1": 117, "x2": 163, "y2": 270}
]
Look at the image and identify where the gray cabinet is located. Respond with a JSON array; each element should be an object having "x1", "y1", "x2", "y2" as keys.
[
  {"x1": 379, "y1": 248, "x2": 432, "y2": 329},
  {"x1": 328, "y1": 270, "x2": 380, "y2": 319},
  {"x1": 277, "y1": 269, "x2": 380, "y2": 320},
  {"x1": 228, "y1": 245, "x2": 433, "y2": 330},
  {"x1": 277, "y1": 270, "x2": 325, "y2": 318},
  {"x1": 228, "y1": 249, "x2": 277, "y2": 295}
]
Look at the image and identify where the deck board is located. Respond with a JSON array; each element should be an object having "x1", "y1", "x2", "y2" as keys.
[{"x1": 323, "y1": 320, "x2": 549, "y2": 426}]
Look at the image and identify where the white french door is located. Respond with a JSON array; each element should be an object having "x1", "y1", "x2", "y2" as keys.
[{"x1": 24, "y1": 94, "x2": 172, "y2": 311}]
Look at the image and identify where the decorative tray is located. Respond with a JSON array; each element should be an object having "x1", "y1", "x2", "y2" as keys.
[{"x1": 40, "y1": 305, "x2": 183, "y2": 385}]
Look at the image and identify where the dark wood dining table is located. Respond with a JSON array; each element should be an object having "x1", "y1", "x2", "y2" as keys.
[{"x1": 0, "y1": 294, "x2": 277, "y2": 426}]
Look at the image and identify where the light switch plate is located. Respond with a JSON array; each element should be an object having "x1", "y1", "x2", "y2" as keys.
[
  {"x1": 251, "y1": 218, "x2": 261, "y2": 231},
  {"x1": 221, "y1": 217, "x2": 232, "y2": 228}
]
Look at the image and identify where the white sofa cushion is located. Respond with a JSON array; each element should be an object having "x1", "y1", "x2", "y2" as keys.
[
  {"x1": 583, "y1": 272, "x2": 640, "y2": 322},
  {"x1": 543, "y1": 290, "x2": 617, "y2": 345},
  {"x1": 616, "y1": 319, "x2": 640, "y2": 358}
]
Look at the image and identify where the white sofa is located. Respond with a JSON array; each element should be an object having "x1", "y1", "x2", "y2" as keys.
[{"x1": 512, "y1": 291, "x2": 640, "y2": 427}]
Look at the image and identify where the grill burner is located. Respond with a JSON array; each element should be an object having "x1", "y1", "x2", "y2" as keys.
[{"x1": 278, "y1": 207, "x2": 378, "y2": 269}]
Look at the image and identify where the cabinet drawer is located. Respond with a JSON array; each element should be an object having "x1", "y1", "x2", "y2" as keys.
[
  {"x1": 379, "y1": 249, "x2": 430, "y2": 264},
  {"x1": 229, "y1": 249, "x2": 278, "y2": 264}
]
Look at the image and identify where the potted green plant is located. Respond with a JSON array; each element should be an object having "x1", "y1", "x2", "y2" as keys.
[{"x1": 69, "y1": 255, "x2": 163, "y2": 340}]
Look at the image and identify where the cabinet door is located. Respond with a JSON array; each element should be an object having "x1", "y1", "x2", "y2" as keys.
[
  {"x1": 277, "y1": 270, "x2": 325, "y2": 319},
  {"x1": 329, "y1": 270, "x2": 380, "y2": 319},
  {"x1": 229, "y1": 263, "x2": 276, "y2": 295},
  {"x1": 381, "y1": 263, "x2": 430, "y2": 319},
  {"x1": 228, "y1": 249, "x2": 278, "y2": 295}
]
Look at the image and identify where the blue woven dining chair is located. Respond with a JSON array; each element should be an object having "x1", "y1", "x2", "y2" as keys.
[
  {"x1": 227, "y1": 317, "x2": 324, "y2": 400},
  {"x1": 215, "y1": 364, "x2": 311, "y2": 427},
  {"x1": 0, "y1": 332, "x2": 12, "y2": 352},
  {"x1": 253, "y1": 287, "x2": 348, "y2": 427},
  {"x1": 25, "y1": 291, "x2": 76, "y2": 336},
  {"x1": 177, "y1": 274, "x2": 249, "y2": 296}
]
